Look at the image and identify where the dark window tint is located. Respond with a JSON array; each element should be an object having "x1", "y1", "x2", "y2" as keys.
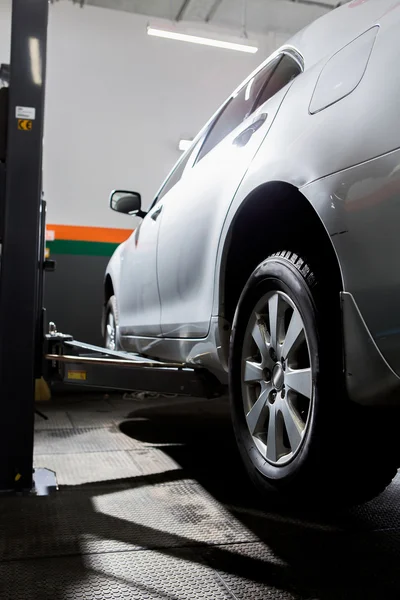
[
  {"x1": 255, "y1": 54, "x2": 301, "y2": 109},
  {"x1": 197, "y1": 53, "x2": 301, "y2": 162},
  {"x1": 156, "y1": 148, "x2": 193, "y2": 202},
  {"x1": 197, "y1": 57, "x2": 281, "y2": 162}
]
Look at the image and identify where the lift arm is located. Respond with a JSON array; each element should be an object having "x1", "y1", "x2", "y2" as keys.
[{"x1": 44, "y1": 327, "x2": 224, "y2": 399}]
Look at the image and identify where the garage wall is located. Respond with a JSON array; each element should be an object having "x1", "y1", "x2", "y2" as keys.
[
  {"x1": 0, "y1": 2, "x2": 10, "y2": 61},
  {"x1": 0, "y1": 0, "x2": 290, "y2": 344},
  {"x1": 44, "y1": 1, "x2": 288, "y2": 226}
]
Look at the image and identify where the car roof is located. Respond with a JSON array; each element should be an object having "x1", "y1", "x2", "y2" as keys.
[
  {"x1": 286, "y1": 0, "x2": 400, "y2": 69},
  {"x1": 229, "y1": 0, "x2": 398, "y2": 102},
  {"x1": 177, "y1": 0, "x2": 399, "y2": 171}
]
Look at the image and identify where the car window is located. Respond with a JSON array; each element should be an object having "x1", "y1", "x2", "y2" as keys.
[
  {"x1": 255, "y1": 53, "x2": 302, "y2": 109},
  {"x1": 196, "y1": 57, "x2": 281, "y2": 163},
  {"x1": 196, "y1": 53, "x2": 302, "y2": 163},
  {"x1": 152, "y1": 53, "x2": 302, "y2": 206},
  {"x1": 155, "y1": 146, "x2": 194, "y2": 204}
]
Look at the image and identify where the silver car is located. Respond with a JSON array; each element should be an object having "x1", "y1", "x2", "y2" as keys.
[{"x1": 103, "y1": 0, "x2": 400, "y2": 505}]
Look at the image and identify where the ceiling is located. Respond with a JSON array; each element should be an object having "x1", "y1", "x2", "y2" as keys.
[{"x1": 71, "y1": 0, "x2": 351, "y2": 35}]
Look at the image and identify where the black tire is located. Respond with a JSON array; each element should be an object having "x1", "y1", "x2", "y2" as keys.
[
  {"x1": 229, "y1": 251, "x2": 398, "y2": 507},
  {"x1": 104, "y1": 295, "x2": 119, "y2": 351}
]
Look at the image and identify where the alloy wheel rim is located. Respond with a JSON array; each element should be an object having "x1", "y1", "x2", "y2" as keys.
[
  {"x1": 241, "y1": 290, "x2": 314, "y2": 466},
  {"x1": 106, "y1": 312, "x2": 116, "y2": 351}
]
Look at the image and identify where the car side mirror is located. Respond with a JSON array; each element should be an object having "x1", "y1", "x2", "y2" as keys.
[{"x1": 109, "y1": 190, "x2": 147, "y2": 218}]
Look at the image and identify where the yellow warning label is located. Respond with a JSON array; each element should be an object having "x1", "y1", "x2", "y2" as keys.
[
  {"x1": 18, "y1": 119, "x2": 33, "y2": 131},
  {"x1": 67, "y1": 370, "x2": 87, "y2": 381}
]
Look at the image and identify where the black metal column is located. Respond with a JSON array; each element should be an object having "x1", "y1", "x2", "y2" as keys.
[{"x1": 0, "y1": 0, "x2": 48, "y2": 491}]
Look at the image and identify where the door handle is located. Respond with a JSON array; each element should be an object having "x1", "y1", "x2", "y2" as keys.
[
  {"x1": 233, "y1": 112, "x2": 268, "y2": 147},
  {"x1": 151, "y1": 205, "x2": 163, "y2": 221}
]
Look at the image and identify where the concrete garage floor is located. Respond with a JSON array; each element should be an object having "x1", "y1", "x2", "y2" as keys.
[{"x1": 0, "y1": 394, "x2": 400, "y2": 599}]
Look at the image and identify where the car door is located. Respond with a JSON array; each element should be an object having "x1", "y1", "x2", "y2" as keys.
[
  {"x1": 117, "y1": 208, "x2": 162, "y2": 337},
  {"x1": 118, "y1": 147, "x2": 196, "y2": 338},
  {"x1": 156, "y1": 52, "x2": 303, "y2": 338}
]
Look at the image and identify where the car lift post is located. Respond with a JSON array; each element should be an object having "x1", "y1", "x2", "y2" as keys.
[
  {"x1": 0, "y1": 0, "x2": 48, "y2": 491},
  {"x1": 0, "y1": 0, "x2": 223, "y2": 494}
]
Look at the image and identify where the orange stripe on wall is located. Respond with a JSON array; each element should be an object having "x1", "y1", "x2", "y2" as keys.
[{"x1": 46, "y1": 224, "x2": 133, "y2": 244}]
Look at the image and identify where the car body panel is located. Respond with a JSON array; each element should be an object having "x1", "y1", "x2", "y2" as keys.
[
  {"x1": 214, "y1": 3, "x2": 400, "y2": 307},
  {"x1": 117, "y1": 202, "x2": 165, "y2": 337},
  {"x1": 302, "y1": 147, "x2": 400, "y2": 376},
  {"x1": 104, "y1": 241, "x2": 124, "y2": 306},
  {"x1": 308, "y1": 26, "x2": 378, "y2": 115},
  {"x1": 341, "y1": 291, "x2": 400, "y2": 407},
  {"x1": 122, "y1": 315, "x2": 229, "y2": 383},
  {"x1": 156, "y1": 83, "x2": 295, "y2": 339},
  {"x1": 287, "y1": 0, "x2": 399, "y2": 70},
  {"x1": 105, "y1": 0, "x2": 400, "y2": 405}
]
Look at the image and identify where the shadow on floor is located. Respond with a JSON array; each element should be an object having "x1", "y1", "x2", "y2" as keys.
[
  {"x1": 3, "y1": 394, "x2": 400, "y2": 600},
  {"x1": 115, "y1": 395, "x2": 400, "y2": 599}
]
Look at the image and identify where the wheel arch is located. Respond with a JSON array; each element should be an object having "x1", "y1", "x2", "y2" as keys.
[
  {"x1": 104, "y1": 274, "x2": 114, "y2": 304},
  {"x1": 218, "y1": 181, "x2": 344, "y2": 329}
]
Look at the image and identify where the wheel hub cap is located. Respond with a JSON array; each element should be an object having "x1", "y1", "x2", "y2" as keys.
[{"x1": 272, "y1": 363, "x2": 284, "y2": 391}]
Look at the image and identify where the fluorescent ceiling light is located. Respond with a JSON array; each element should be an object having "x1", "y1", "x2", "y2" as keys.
[
  {"x1": 179, "y1": 139, "x2": 192, "y2": 152},
  {"x1": 147, "y1": 27, "x2": 258, "y2": 54}
]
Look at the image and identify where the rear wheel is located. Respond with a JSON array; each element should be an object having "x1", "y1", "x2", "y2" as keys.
[
  {"x1": 230, "y1": 251, "x2": 398, "y2": 506},
  {"x1": 241, "y1": 288, "x2": 313, "y2": 466},
  {"x1": 104, "y1": 295, "x2": 119, "y2": 351}
]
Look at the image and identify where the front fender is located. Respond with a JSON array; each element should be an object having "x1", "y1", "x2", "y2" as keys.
[
  {"x1": 101, "y1": 242, "x2": 126, "y2": 336},
  {"x1": 105, "y1": 241, "x2": 125, "y2": 297}
]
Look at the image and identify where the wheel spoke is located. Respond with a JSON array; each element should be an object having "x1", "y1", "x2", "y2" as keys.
[
  {"x1": 268, "y1": 293, "x2": 279, "y2": 351},
  {"x1": 266, "y1": 404, "x2": 277, "y2": 462},
  {"x1": 242, "y1": 289, "x2": 314, "y2": 466},
  {"x1": 106, "y1": 313, "x2": 116, "y2": 350},
  {"x1": 251, "y1": 320, "x2": 267, "y2": 355},
  {"x1": 285, "y1": 368, "x2": 312, "y2": 399},
  {"x1": 280, "y1": 398, "x2": 304, "y2": 451},
  {"x1": 282, "y1": 308, "x2": 304, "y2": 361},
  {"x1": 244, "y1": 360, "x2": 264, "y2": 383},
  {"x1": 246, "y1": 386, "x2": 270, "y2": 435}
]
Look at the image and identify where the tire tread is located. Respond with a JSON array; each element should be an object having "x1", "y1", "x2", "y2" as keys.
[{"x1": 230, "y1": 250, "x2": 398, "y2": 507}]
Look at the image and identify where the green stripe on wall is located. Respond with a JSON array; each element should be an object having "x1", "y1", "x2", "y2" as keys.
[{"x1": 47, "y1": 240, "x2": 119, "y2": 256}]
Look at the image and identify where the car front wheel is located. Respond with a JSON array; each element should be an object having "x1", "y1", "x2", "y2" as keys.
[{"x1": 229, "y1": 251, "x2": 398, "y2": 506}]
